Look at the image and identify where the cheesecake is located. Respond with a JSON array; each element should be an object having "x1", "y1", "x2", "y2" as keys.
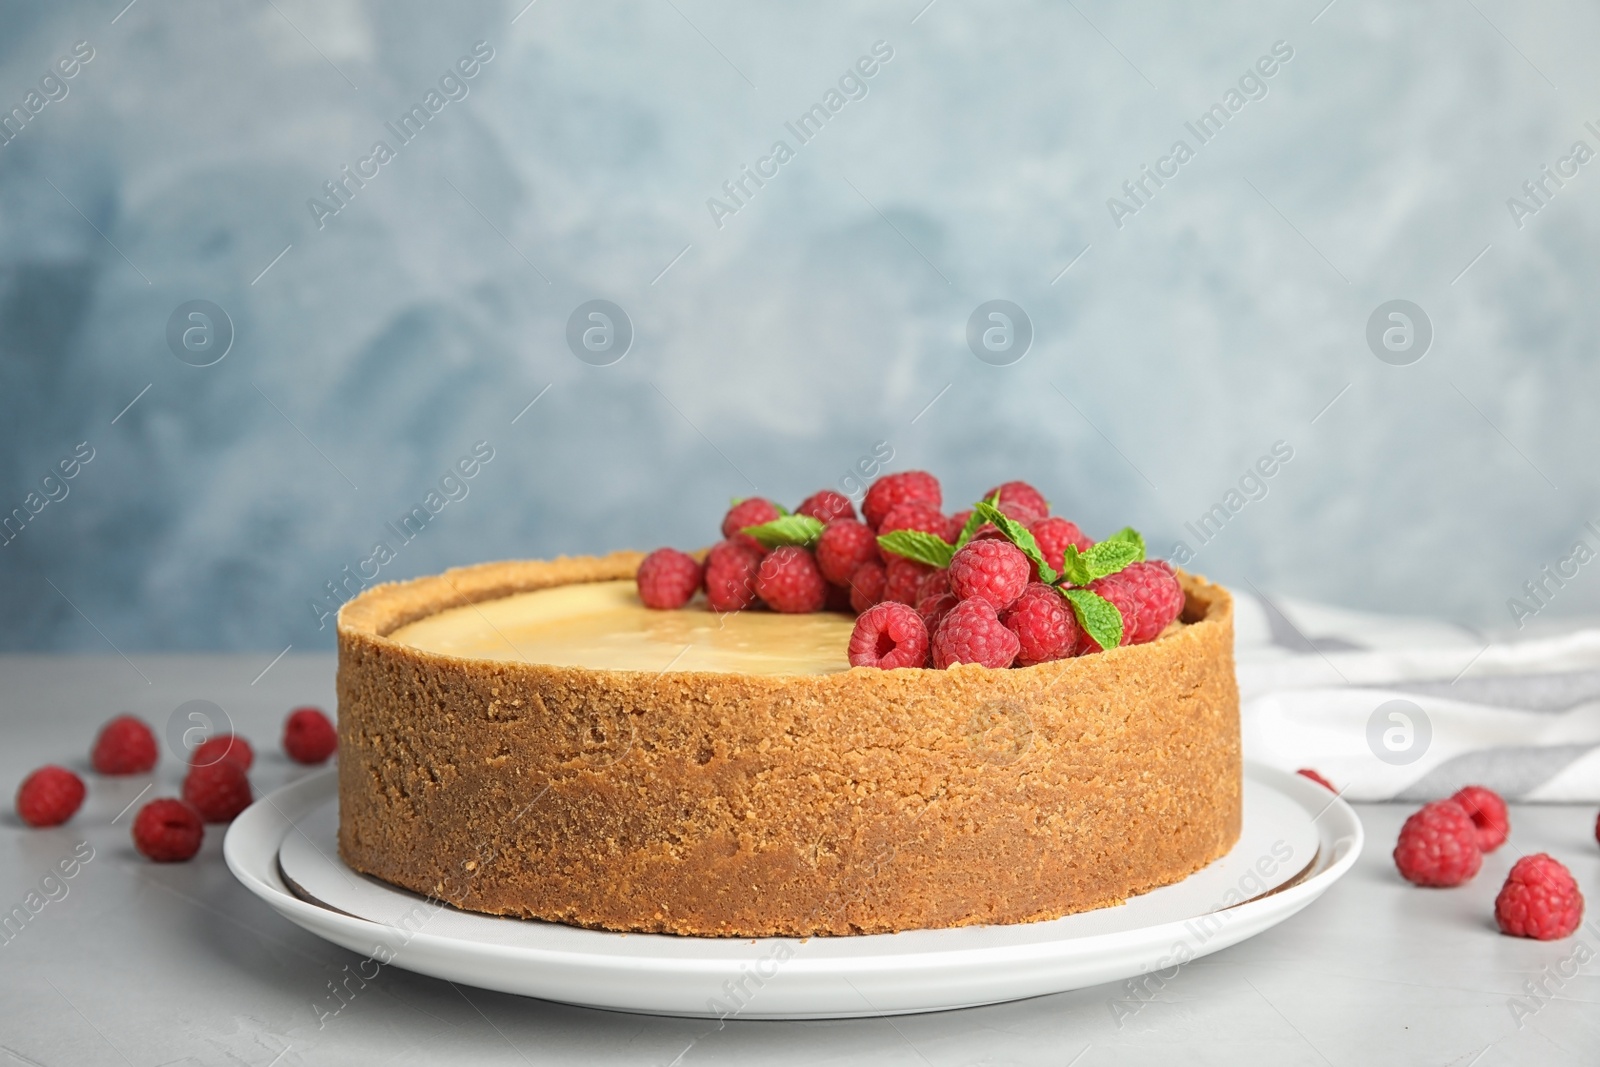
[{"x1": 335, "y1": 551, "x2": 1242, "y2": 937}]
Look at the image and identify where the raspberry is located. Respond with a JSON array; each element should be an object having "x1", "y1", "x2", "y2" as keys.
[
  {"x1": 1028, "y1": 517, "x2": 1092, "y2": 578},
  {"x1": 1116, "y1": 560, "x2": 1185, "y2": 644},
  {"x1": 1496, "y1": 853, "x2": 1584, "y2": 940},
  {"x1": 848, "y1": 602, "x2": 930, "y2": 669},
  {"x1": 704, "y1": 539, "x2": 763, "y2": 613},
  {"x1": 818, "y1": 583, "x2": 848, "y2": 614},
  {"x1": 182, "y1": 759, "x2": 253, "y2": 823},
  {"x1": 191, "y1": 734, "x2": 253, "y2": 770},
  {"x1": 16, "y1": 766, "x2": 86, "y2": 828},
  {"x1": 1450, "y1": 785, "x2": 1509, "y2": 852},
  {"x1": 948, "y1": 510, "x2": 974, "y2": 542},
  {"x1": 796, "y1": 490, "x2": 855, "y2": 525},
  {"x1": 1075, "y1": 573, "x2": 1142, "y2": 654},
  {"x1": 1000, "y1": 583, "x2": 1080, "y2": 666},
  {"x1": 755, "y1": 546, "x2": 827, "y2": 613},
  {"x1": 932, "y1": 598, "x2": 1021, "y2": 669},
  {"x1": 948, "y1": 539, "x2": 1029, "y2": 611},
  {"x1": 884, "y1": 557, "x2": 930, "y2": 605},
  {"x1": 847, "y1": 560, "x2": 887, "y2": 614},
  {"x1": 284, "y1": 706, "x2": 338, "y2": 765},
  {"x1": 815, "y1": 519, "x2": 879, "y2": 585},
  {"x1": 1297, "y1": 768, "x2": 1336, "y2": 791},
  {"x1": 916, "y1": 569, "x2": 951, "y2": 602},
  {"x1": 883, "y1": 502, "x2": 940, "y2": 534},
  {"x1": 983, "y1": 481, "x2": 1049, "y2": 526},
  {"x1": 132, "y1": 798, "x2": 204, "y2": 862},
  {"x1": 721, "y1": 497, "x2": 781, "y2": 553},
  {"x1": 917, "y1": 592, "x2": 958, "y2": 633},
  {"x1": 862, "y1": 471, "x2": 941, "y2": 530},
  {"x1": 1393, "y1": 800, "x2": 1482, "y2": 887},
  {"x1": 950, "y1": 509, "x2": 1006, "y2": 542},
  {"x1": 877, "y1": 502, "x2": 951, "y2": 553},
  {"x1": 91, "y1": 714, "x2": 158, "y2": 775},
  {"x1": 636, "y1": 547, "x2": 704, "y2": 609}
]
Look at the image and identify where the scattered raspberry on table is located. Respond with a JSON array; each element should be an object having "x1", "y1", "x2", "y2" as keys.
[
  {"x1": 1449, "y1": 785, "x2": 1509, "y2": 852},
  {"x1": 182, "y1": 759, "x2": 253, "y2": 823},
  {"x1": 190, "y1": 734, "x2": 253, "y2": 771},
  {"x1": 91, "y1": 714, "x2": 158, "y2": 775},
  {"x1": 133, "y1": 798, "x2": 204, "y2": 862},
  {"x1": 284, "y1": 706, "x2": 338, "y2": 765},
  {"x1": 1393, "y1": 800, "x2": 1482, "y2": 887},
  {"x1": 848, "y1": 602, "x2": 930, "y2": 669},
  {"x1": 16, "y1": 766, "x2": 86, "y2": 828},
  {"x1": 1296, "y1": 768, "x2": 1336, "y2": 791},
  {"x1": 1495, "y1": 853, "x2": 1584, "y2": 940}
]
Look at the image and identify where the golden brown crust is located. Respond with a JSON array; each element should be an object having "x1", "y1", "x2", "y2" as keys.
[{"x1": 336, "y1": 556, "x2": 1241, "y2": 937}]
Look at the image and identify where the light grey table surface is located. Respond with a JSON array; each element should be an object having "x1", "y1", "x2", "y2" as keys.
[{"x1": 1, "y1": 654, "x2": 1596, "y2": 1067}]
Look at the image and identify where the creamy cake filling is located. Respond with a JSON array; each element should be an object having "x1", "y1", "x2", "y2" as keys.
[{"x1": 385, "y1": 579, "x2": 856, "y2": 674}]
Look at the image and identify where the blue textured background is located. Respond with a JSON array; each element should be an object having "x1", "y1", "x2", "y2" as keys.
[{"x1": 3, "y1": 0, "x2": 1598, "y2": 651}]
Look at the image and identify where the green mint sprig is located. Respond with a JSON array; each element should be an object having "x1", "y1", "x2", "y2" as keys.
[
  {"x1": 1103, "y1": 526, "x2": 1145, "y2": 557},
  {"x1": 740, "y1": 513, "x2": 821, "y2": 548},
  {"x1": 951, "y1": 492, "x2": 1000, "y2": 551},
  {"x1": 972, "y1": 500, "x2": 1057, "y2": 583},
  {"x1": 949, "y1": 497, "x2": 1147, "y2": 652},
  {"x1": 1059, "y1": 587, "x2": 1123, "y2": 652},
  {"x1": 1058, "y1": 537, "x2": 1143, "y2": 586},
  {"x1": 876, "y1": 530, "x2": 956, "y2": 568}
]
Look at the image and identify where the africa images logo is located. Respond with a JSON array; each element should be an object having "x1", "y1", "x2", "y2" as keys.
[{"x1": 306, "y1": 41, "x2": 495, "y2": 230}]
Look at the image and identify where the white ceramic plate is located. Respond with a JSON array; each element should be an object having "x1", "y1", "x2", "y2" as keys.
[{"x1": 225, "y1": 763, "x2": 1361, "y2": 1019}]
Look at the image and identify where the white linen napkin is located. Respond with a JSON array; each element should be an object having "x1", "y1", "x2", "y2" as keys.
[{"x1": 1232, "y1": 591, "x2": 1600, "y2": 802}]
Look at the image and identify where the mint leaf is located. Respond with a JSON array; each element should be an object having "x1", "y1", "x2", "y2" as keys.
[
  {"x1": 1060, "y1": 587, "x2": 1123, "y2": 652},
  {"x1": 975, "y1": 501, "x2": 1057, "y2": 583},
  {"x1": 1102, "y1": 526, "x2": 1145, "y2": 560},
  {"x1": 772, "y1": 502, "x2": 790, "y2": 516},
  {"x1": 1059, "y1": 544, "x2": 1091, "y2": 586},
  {"x1": 951, "y1": 492, "x2": 1000, "y2": 551},
  {"x1": 876, "y1": 530, "x2": 955, "y2": 568},
  {"x1": 1081, "y1": 538, "x2": 1142, "y2": 580},
  {"x1": 740, "y1": 514, "x2": 823, "y2": 549}
]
